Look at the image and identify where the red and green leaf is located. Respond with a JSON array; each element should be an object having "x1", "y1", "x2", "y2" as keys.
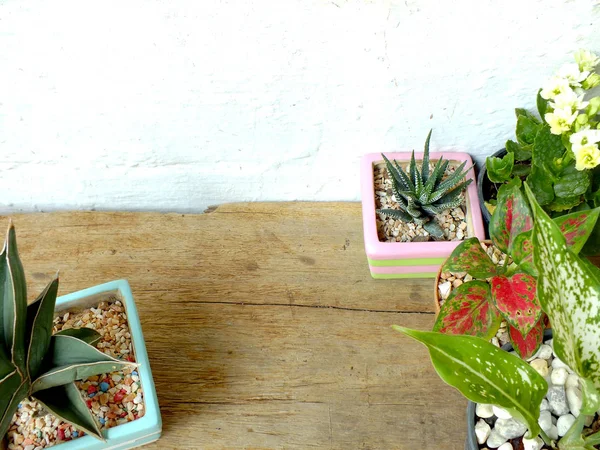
[
  {"x1": 508, "y1": 316, "x2": 545, "y2": 359},
  {"x1": 442, "y1": 238, "x2": 498, "y2": 278},
  {"x1": 433, "y1": 280, "x2": 501, "y2": 339},
  {"x1": 553, "y1": 208, "x2": 600, "y2": 254},
  {"x1": 490, "y1": 273, "x2": 541, "y2": 336},
  {"x1": 489, "y1": 184, "x2": 533, "y2": 254},
  {"x1": 511, "y1": 231, "x2": 537, "y2": 277}
]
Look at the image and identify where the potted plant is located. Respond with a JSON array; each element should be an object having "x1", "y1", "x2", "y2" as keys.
[
  {"x1": 0, "y1": 224, "x2": 161, "y2": 449},
  {"x1": 361, "y1": 130, "x2": 485, "y2": 279},
  {"x1": 480, "y1": 49, "x2": 600, "y2": 254},
  {"x1": 394, "y1": 183, "x2": 600, "y2": 449},
  {"x1": 434, "y1": 179, "x2": 600, "y2": 358}
]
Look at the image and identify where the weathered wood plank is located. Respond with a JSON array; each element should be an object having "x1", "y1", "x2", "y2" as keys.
[{"x1": 0, "y1": 204, "x2": 462, "y2": 449}]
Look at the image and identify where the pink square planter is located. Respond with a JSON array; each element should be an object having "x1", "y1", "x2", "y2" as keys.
[{"x1": 361, "y1": 152, "x2": 485, "y2": 279}]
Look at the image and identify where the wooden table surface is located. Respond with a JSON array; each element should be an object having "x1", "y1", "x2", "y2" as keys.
[{"x1": 7, "y1": 203, "x2": 467, "y2": 450}]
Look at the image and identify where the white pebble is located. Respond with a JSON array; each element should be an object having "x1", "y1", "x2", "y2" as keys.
[
  {"x1": 487, "y1": 429, "x2": 508, "y2": 448},
  {"x1": 493, "y1": 406, "x2": 513, "y2": 419},
  {"x1": 548, "y1": 424, "x2": 559, "y2": 441},
  {"x1": 475, "y1": 419, "x2": 491, "y2": 444},
  {"x1": 557, "y1": 414, "x2": 576, "y2": 436},
  {"x1": 566, "y1": 386, "x2": 583, "y2": 417},
  {"x1": 522, "y1": 436, "x2": 544, "y2": 450},
  {"x1": 476, "y1": 403, "x2": 494, "y2": 419},
  {"x1": 438, "y1": 281, "x2": 452, "y2": 299},
  {"x1": 566, "y1": 373, "x2": 580, "y2": 389},
  {"x1": 552, "y1": 357, "x2": 572, "y2": 372},
  {"x1": 498, "y1": 443, "x2": 513, "y2": 450},
  {"x1": 540, "y1": 399, "x2": 550, "y2": 411},
  {"x1": 530, "y1": 359, "x2": 549, "y2": 377},
  {"x1": 495, "y1": 417, "x2": 527, "y2": 439},
  {"x1": 547, "y1": 386, "x2": 570, "y2": 416},
  {"x1": 551, "y1": 367, "x2": 569, "y2": 385},
  {"x1": 538, "y1": 410, "x2": 553, "y2": 434}
]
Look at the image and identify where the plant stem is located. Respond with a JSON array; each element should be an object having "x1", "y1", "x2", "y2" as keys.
[{"x1": 538, "y1": 428, "x2": 555, "y2": 448}]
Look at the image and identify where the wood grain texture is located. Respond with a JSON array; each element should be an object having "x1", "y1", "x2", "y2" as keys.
[{"x1": 4, "y1": 203, "x2": 466, "y2": 449}]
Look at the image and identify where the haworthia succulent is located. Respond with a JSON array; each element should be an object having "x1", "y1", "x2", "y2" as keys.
[{"x1": 393, "y1": 326, "x2": 546, "y2": 438}]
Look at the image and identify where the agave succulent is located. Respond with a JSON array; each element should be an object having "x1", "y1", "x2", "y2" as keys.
[
  {"x1": 377, "y1": 130, "x2": 472, "y2": 238},
  {"x1": 0, "y1": 223, "x2": 134, "y2": 442}
]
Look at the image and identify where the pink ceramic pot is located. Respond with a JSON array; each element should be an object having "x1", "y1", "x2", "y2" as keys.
[{"x1": 360, "y1": 152, "x2": 485, "y2": 279}]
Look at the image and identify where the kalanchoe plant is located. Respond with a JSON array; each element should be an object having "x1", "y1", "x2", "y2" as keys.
[
  {"x1": 485, "y1": 50, "x2": 600, "y2": 253},
  {"x1": 395, "y1": 183, "x2": 600, "y2": 448},
  {"x1": 377, "y1": 130, "x2": 472, "y2": 239},
  {"x1": 434, "y1": 179, "x2": 600, "y2": 359},
  {"x1": 0, "y1": 223, "x2": 134, "y2": 442}
]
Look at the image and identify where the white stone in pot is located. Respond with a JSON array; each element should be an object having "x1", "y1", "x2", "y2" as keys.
[
  {"x1": 487, "y1": 429, "x2": 508, "y2": 448},
  {"x1": 565, "y1": 373, "x2": 580, "y2": 389},
  {"x1": 530, "y1": 359, "x2": 549, "y2": 377},
  {"x1": 438, "y1": 281, "x2": 452, "y2": 299},
  {"x1": 475, "y1": 419, "x2": 491, "y2": 445},
  {"x1": 539, "y1": 399, "x2": 550, "y2": 411},
  {"x1": 498, "y1": 443, "x2": 513, "y2": 450},
  {"x1": 492, "y1": 406, "x2": 513, "y2": 419},
  {"x1": 566, "y1": 386, "x2": 583, "y2": 417},
  {"x1": 552, "y1": 356, "x2": 573, "y2": 373},
  {"x1": 547, "y1": 386, "x2": 570, "y2": 416},
  {"x1": 548, "y1": 424, "x2": 559, "y2": 441},
  {"x1": 557, "y1": 413, "x2": 576, "y2": 436},
  {"x1": 522, "y1": 436, "x2": 544, "y2": 450},
  {"x1": 476, "y1": 403, "x2": 494, "y2": 419},
  {"x1": 538, "y1": 410, "x2": 552, "y2": 434},
  {"x1": 551, "y1": 367, "x2": 569, "y2": 386},
  {"x1": 495, "y1": 417, "x2": 527, "y2": 439}
]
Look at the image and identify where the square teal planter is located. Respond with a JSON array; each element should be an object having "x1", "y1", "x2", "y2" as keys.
[{"x1": 49, "y1": 280, "x2": 162, "y2": 450}]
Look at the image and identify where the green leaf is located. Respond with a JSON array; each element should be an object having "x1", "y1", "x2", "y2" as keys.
[
  {"x1": 516, "y1": 114, "x2": 541, "y2": 146},
  {"x1": 532, "y1": 124, "x2": 564, "y2": 173},
  {"x1": 376, "y1": 208, "x2": 413, "y2": 223},
  {"x1": 511, "y1": 231, "x2": 537, "y2": 277},
  {"x1": 54, "y1": 328, "x2": 102, "y2": 346},
  {"x1": 486, "y1": 152, "x2": 515, "y2": 183},
  {"x1": 490, "y1": 273, "x2": 540, "y2": 336},
  {"x1": 489, "y1": 183, "x2": 533, "y2": 254},
  {"x1": 0, "y1": 369, "x2": 21, "y2": 430},
  {"x1": 442, "y1": 237, "x2": 498, "y2": 278},
  {"x1": 382, "y1": 154, "x2": 413, "y2": 192},
  {"x1": 0, "y1": 375, "x2": 28, "y2": 441},
  {"x1": 422, "y1": 130, "x2": 431, "y2": 182},
  {"x1": 423, "y1": 220, "x2": 443, "y2": 238},
  {"x1": 33, "y1": 382, "x2": 104, "y2": 441},
  {"x1": 31, "y1": 335, "x2": 134, "y2": 393},
  {"x1": 26, "y1": 276, "x2": 59, "y2": 379},
  {"x1": 0, "y1": 224, "x2": 28, "y2": 372},
  {"x1": 506, "y1": 140, "x2": 533, "y2": 161},
  {"x1": 525, "y1": 182, "x2": 600, "y2": 390},
  {"x1": 526, "y1": 164, "x2": 555, "y2": 206},
  {"x1": 433, "y1": 280, "x2": 501, "y2": 339},
  {"x1": 409, "y1": 151, "x2": 418, "y2": 188},
  {"x1": 554, "y1": 171, "x2": 591, "y2": 198},
  {"x1": 536, "y1": 89, "x2": 548, "y2": 121},
  {"x1": 547, "y1": 195, "x2": 583, "y2": 212},
  {"x1": 393, "y1": 327, "x2": 546, "y2": 438},
  {"x1": 580, "y1": 378, "x2": 600, "y2": 416},
  {"x1": 512, "y1": 164, "x2": 531, "y2": 177}
]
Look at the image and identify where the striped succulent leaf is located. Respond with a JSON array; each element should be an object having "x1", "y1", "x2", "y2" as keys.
[
  {"x1": 378, "y1": 131, "x2": 472, "y2": 236},
  {"x1": 0, "y1": 224, "x2": 135, "y2": 442}
]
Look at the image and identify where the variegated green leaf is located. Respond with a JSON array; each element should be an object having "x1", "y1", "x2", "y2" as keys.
[
  {"x1": 393, "y1": 327, "x2": 546, "y2": 438},
  {"x1": 490, "y1": 273, "x2": 540, "y2": 336},
  {"x1": 442, "y1": 238, "x2": 498, "y2": 278},
  {"x1": 511, "y1": 231, "x2": 537, "y2": 277},
  {"x1": 0, "y1": 224, "x2": 28, "y2": 372},
  {"x1": 553, "y1": 208, "x2": 600, "y2": 254},
  {"x1": 490, "y1": 184, "x2": 533, "y2": 254},
  {"x1": 525, "y1": 182, "x2": 600, "y2": 390},
  {"x1": 33, "y1": 382, "x2": 104, "y2": 441},
  {"x1": 508, "y1": 318, "x2": 544, "y2": 360},
  {"x1": 54, "y1": 328, "x2": 102, "y2": 346},
  {"x1": 27, "y1": 276, "x2": 59, "y2": 379},
  {"x1": 580, "y1": 378, "x2": 600, "y2": 416},
  {"x1": 433, "y1": 280, "x2": 501, "y2": 339}
]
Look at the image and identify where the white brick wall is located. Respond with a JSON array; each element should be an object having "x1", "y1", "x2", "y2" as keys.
[{"x1": 1, "y1": 0, "x2": 599, "y2": 212}]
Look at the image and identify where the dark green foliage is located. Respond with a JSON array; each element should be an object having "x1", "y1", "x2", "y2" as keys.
[{"x1": 377, "y1": 130, "x2": 472, "y2": 239}]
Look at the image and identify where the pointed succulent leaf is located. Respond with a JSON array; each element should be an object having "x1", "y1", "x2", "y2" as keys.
[
  {"x1": 432, "y1": 179, "x2": 471, "y2": 206},
  {"x1": 382, "y1": 154, "x2": 412, "y2": 192},
  {"x1": 27, "y1": 276, "x2": 59, "y2": 379},
  {"x1": 393, "y1": 327, "x2": 546, "y2": 438},
  {"x1": 55, "y1": 328, "x2": 102, "y2": 346},
  {"x1": 421, "y1": 204, "x2": 444, "y2": 216},
  {"x1": 33, "y1": 382, "x2": 105, "y2": 441},
  {"x1": 553, "y1": 208, "x2": 600, "y2": 254},
  {"x1": 490, "y1": 273, "x2": 541, "y2": 336},
  {"x1": 45, "y1": 334, "x2": 122, "y2": 368},
  {"x1": 409, "y1": 151, "x2": 418, "y2": 187},
  {"x1": 391, "y1": 184, "x2": 408, "y2": 210},
  {"x1": 442, "y1": 238, "x2": 498, "y2": 278},
  {"x1": 433, "y1": 280, "x2": 501, "y2": 339},
  {"x1": 423, "y1": 220, "x2": 444, "y2": 238},
  {"x1": 422, "y1": 129, "x2": 431, "y2": 181},
  {"x1": 525, "y1": 182, "x2": 600, "y2": 389},
  {"x1": 414, "y1": 164, "x2": 424, "y2": 198},
  {"x1": 393, "y1": 159, "x2": 415, "y2": 192},
  {"x1": 0, "y1": 376, "x2": 28, "y2": 441},
  {"x1": 0, "y1": 369, "x2": 21, "y2": 428},
  {"x1": 430, "y1": 198, "x2": 464, "y2": 213},
  {"x1": 0, "y1": 224, "x2": 28, "y2": 372},
  {"x1": 489, "y1": 183, "x2": 533, "y2": 254},
  {"x1": 406, "y1": 198, "x2": 422, "y2": 218},
  {"x1": 421, "y1": 158, "x2": 445, "y2": 203},
  {"x1": 429, "y1": 163, "x2": 469, "y2": 202},
  {"x1": 376, "y1": 208, "x2": 413, "y2": 223},
  {"x1": 510, "y1": 231, "x2": 537, "y2": 276},
  {"x1": 508, "y1": 317, "x2": 544, "y2": 360}
]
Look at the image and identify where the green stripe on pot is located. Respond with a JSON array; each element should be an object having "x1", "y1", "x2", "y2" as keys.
[
  {"x1": 370, "y1": 272, "x2": 437, "y2": 279},
  {"x1": 367, "y1": 257, "x2": 446, "y2": 267}
]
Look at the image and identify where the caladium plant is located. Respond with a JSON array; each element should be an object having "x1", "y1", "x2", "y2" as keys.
[
  {"x1": 395, "y1": 183, "x2": 600, "y2": 448},
  {"x1": 434, "y1": 179, "x2": 600, "y2": 358}
]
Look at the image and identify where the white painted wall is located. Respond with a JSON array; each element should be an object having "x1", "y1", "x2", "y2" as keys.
[{"x1": 1, "y1": 0, "x2": 599, "y2": 212}]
